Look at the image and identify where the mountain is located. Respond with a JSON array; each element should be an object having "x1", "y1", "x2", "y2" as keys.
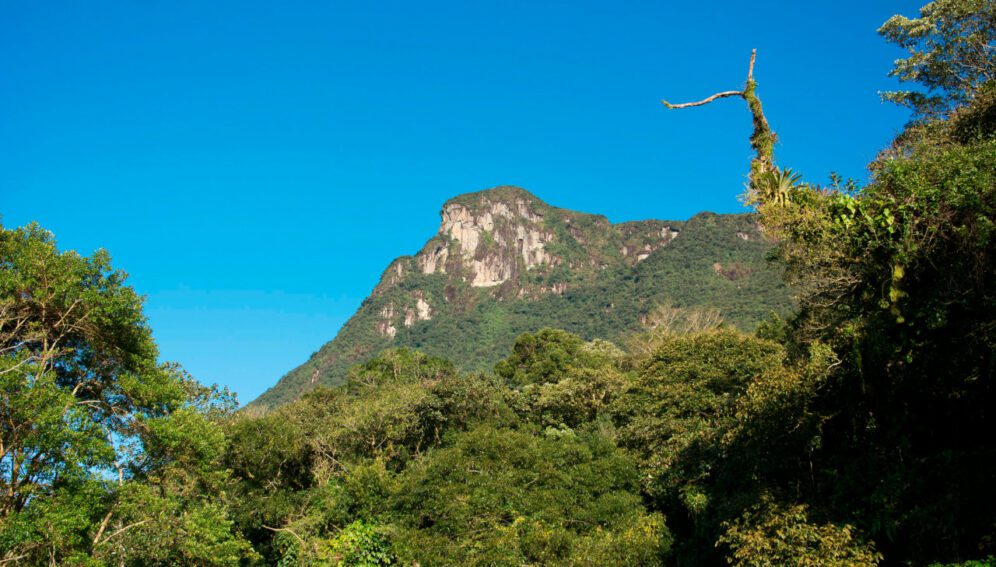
[{"x1": 251, "y1": 186, "x2": 792, "y2": 408}]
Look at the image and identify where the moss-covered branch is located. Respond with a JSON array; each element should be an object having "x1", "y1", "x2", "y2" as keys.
[{"x1": 661, "y1": 49, "x2": 778, "y2": 204}]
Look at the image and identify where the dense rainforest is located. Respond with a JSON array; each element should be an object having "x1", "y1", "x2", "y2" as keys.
[{"x1": 1, "y1": 1, "x2": 994, "y2": 564}]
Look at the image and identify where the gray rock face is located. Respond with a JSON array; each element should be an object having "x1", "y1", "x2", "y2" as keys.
[
  {"x1": 406, "y1": 187, "x2": 679, "y2": 294},
  {"x1": 417, "y1": 195, "x2": 555, "y2": 288}
]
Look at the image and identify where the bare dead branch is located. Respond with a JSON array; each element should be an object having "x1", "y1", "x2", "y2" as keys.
[
  {"x1": 662, "y1": 48, "x2": 760, "y2": 110},
  {"x1": 263, "y1": 525, "x2": 308, "y2": 549},
  {"x1": 94, "y1": 519, "x2": 150, "y2": 545},
  {"x1": 659, "y1": 48, "x2": 781, "y2": 206},
  {"x1": 661, "y1": 90, "x2": 743, "y2": 109},
  {"x1": 0, "y1": 356, "x2": 38, "y2": 376},
  {"x1": 0, "y1": 551, "x2": 33, "y2": 565},
  {"x1": 92, "y1": 510, "x2": 115, "y2": 546}
]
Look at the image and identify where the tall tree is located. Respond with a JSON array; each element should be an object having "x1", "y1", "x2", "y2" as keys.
[
  {"x1": 0, "y1": 223, "x2": 253, "y2": 564},
  {"x1": 879, "y1": 0, "x2": 996, "y2": 119}
]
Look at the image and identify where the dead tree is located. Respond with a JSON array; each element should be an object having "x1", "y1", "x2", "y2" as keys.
[{"x1": 661, "y1": 49, "x2": 777, "y2": 203}]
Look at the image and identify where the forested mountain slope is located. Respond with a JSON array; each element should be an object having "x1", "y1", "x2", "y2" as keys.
[{"x1": 253, "y1": 186, "x2": 791, "y2": 408}]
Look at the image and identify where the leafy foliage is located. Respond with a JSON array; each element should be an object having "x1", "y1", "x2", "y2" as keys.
[
  {"x1": 315, "y1": 520, "x2": 396, "y2": 566},
  {"x1": 718, "y1": 500, "x2": 881, "y2": 566},
  {"x1": 390, "y1": 425, "x2": 669, "y2": 566},
  {"x1": 0, "y1": 223, "x2": 254, "y2": 564},
  {"x1": 879, "y1": 0, "x2": 996, "y2": 119}
]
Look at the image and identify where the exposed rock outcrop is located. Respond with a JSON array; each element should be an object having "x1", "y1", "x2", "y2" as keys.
[
  {"x1": 418, "y1": 242, "x2": 449, "y2": 274},
  {"x1": 377, "y1": 303, "x2": 397, "y2": 338},
  {"x1": 420, "y1": 190, "x2": 556, "y2": 288},
  {"x1": 401, "y1": 187, "x2": 683, "y2": 297}
]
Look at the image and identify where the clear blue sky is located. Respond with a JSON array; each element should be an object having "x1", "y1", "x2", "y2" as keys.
[{"x1": 2, "y1": 0, "x2": 914, "y2": 404}]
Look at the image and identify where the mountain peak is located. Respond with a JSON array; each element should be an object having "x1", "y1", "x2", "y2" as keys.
[
  {"x1": 250, "y1": 188, "x2": 790, "y2": 409},
  {"x1": 416, "y1": 186, "x2": 556, "y2": 289},
  {"x1": 385, "y1": 186, "x2": 685, "y2": 292},
  {"x1": 443, "y1": 185, "x2": 546, "y2": 210}
]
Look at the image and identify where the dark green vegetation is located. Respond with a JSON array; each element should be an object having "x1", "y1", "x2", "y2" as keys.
[
  {"x1": 2, "y1": 1, "x2": 994, "y2": 564},
  {"x1": 254, "y1": 199, "x2": 792, "y2": 409}
]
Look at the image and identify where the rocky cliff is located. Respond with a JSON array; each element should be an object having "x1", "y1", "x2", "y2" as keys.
[{"x1": 251, "y1": 186, "x2": 791, "y2": 408}]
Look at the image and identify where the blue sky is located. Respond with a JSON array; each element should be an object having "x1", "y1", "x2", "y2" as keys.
[{"x1": 2, "y1": 0, "x2": 914, "y2": 403}]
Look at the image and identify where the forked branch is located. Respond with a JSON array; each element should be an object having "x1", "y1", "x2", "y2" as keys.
[
  {"x1": 660, "y1": 48, "x2": 778, "y2": 203},
  {"x1": 661, "y1": 49, "x2": 759, "y2": 109}
]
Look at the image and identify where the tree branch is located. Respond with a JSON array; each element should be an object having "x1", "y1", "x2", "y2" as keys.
[
  {"x1": 0, "y1": 355, "x2": 38, "y2": 376},
  {"x1": 264, "y1": 525, "x2": 307, "y2": 549},
  {"x1": 92, "y1": 510, "x2": 115, "y2": 546},
  {"x1": 0, "y1": 551, "x2": 33, "y2": 565},
  {"x1": 661, "y1": 90, "x2": 743, "y2": 109},
  {"x1": 94, "y1": 519, "x2": 150, "y2": 546},
  {"x1": 659, "y1": 48, "x2": 779, "y2": 205}
]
